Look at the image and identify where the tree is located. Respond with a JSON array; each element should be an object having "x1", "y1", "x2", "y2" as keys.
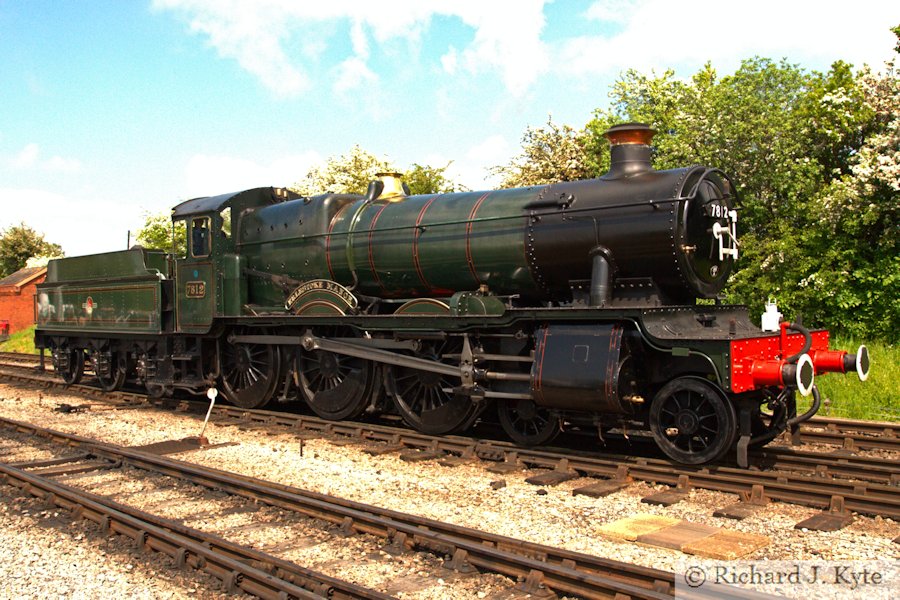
[
  {"x1": 135, "y1": 212, "x2": 186, "y2": 256},
  {"x1": 404, "y1": 162, "x2": 464, "y2": 195},
  {"x1": 294, "y1": 145, "x2": 393, "y2": 196},
  {"x1": 577, "y1": 47, "x2": 898, "y2": 340},
  {"x1": 292, "y1": 145, "x2": 464, "y2": 196},
  {"x1": 0, "y1": 223, "x2": 63, "y2": 277},
  {"x1": 492, "y1": 117, "x2": 595, "y2": 187},
  {"x1": 586, "y1": 59, "x2": 821, "y2": 238}
]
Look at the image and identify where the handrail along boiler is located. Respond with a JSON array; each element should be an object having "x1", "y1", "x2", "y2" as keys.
[{"x1": 34, "y1": 123, "x2": 870, "y2": 466}]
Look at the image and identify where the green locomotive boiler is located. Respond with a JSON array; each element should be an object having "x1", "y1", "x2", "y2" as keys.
[{"x1": 34, "y1": 124, "x2": 869, "y2": 466}]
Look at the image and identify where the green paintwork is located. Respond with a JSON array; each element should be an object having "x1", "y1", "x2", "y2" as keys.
[
  {"x1": 221, "y1": 254, "x2": 247, "y2": 316},
  {"x1": 44, "y1": 247, "x2": 167, "y2": 283},
  {"x1": 328, "y1": 189, "x2": 538, "y2": 298},
  {"x1": 449, "y1": 291, "x2": 506, "y2": 317},
  {"x1": 394, "y1": 298, "x2": 450, "y2": 315},
  {"x1": 237, "y1": 188, "x2": 543, "y2": 310},
  {"x1": 36, "y1": 248, "x2": 165, "y2": 334},
  {"x1": 172, "y1": 187, "x2": 299, "y2": 331},
  {"x1": 175, "y1": 259, "x2": 215, "y2": 332}
]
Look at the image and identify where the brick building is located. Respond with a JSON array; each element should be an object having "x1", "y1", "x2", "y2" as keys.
[{"x1": 0, "y1": 266, "x2": 46, "y2": 334}]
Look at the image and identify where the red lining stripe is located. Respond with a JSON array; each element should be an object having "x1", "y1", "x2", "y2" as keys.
[
  {"x1": 325, "y1": 203, "x2": 352, "y2": 281},
  {"x1": 367, "y1": 204, "x2": 389, "y2": 292},
  {"x1": 413, "y1": 197, "x2": 437, "y2": 291},
  {"x1": 465, "y1": 193, "x2": 490, "y2": 286}
]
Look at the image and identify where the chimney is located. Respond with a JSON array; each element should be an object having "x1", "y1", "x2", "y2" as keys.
[{"x1": 602, "y1": 122, "x2": 656, "y2": 179}]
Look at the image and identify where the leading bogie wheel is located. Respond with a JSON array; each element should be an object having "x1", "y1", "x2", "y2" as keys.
[
  {"x1": 220, "y1": 331, "x2": 282, "y2": 409},
  {"x1": 497, "y1": 398, "x2": 560, "y2": 446},
  {"x1": 649, "y1": 376, "x2": 737, "y2": 464}
]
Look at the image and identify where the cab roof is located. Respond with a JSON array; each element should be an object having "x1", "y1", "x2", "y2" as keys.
[{"x1": 171, "y1": 187, "x2": 300, "y2": 219}]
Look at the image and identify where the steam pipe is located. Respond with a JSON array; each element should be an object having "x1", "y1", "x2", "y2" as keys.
[
  {"x1": 589, "y1": 246, "x2": 613, "y2": 307},
  {"x1": 783, "y1": 322, "x2": 812, "y2": 363},
  {"x1": 788, "y1": 384, "x2": 821, "y2": 427}
]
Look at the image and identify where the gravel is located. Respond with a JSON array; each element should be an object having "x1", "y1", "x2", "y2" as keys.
[{"x1": 0, "y1": 380, "x2": 898, "y2": 597}]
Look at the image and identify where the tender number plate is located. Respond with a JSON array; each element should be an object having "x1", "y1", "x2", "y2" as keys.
[{"x1": 186, "y1": 281, "x2": 206, "y2": 298}]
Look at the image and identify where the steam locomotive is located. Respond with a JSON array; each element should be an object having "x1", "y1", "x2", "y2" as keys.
[{"x1": 34, "y1": 123, "x2": 870, "y2": 466}]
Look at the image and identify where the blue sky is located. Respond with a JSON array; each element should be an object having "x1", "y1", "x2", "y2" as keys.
[{"x1": 1, "y1": 0, "x2": 897, "y2": 256}]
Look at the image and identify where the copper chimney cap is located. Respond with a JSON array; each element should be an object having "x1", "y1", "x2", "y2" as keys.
[{"x1": 603, "y1": 122, "x2": 656, "y2": 146}]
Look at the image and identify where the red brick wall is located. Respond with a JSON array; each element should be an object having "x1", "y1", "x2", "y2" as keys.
[{"x1": 0, "y1": 278, "x2": 44, "y2": 333}]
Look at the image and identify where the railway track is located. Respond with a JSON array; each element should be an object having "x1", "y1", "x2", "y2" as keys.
[
  {"x1": 0, "y1": 460, "x2": 379, "y2": 599},
  {"x1": 2, "y1": 350, "x2": 895, "y2": 451},
  {"x1": 0, "y1": 416, "x2": 694, "y2": 600},
  {"x1": 1, "y1": 358, "x2": 898, "y2": 522}
]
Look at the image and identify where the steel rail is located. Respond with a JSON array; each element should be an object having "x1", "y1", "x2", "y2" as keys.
[
  {"x1": 2, "y1": 355, "x2": 897, "y2": 446},
  {"x1": 200, "y1": 407, "x2": 900, "y2": 520},
  {"x1": 1, "y1": 365, "x2": 898, "y2": 518},
  {"x1": 0, "y1": 463, "x2": 344, "y2": 600},
  {"x1": 0, "y1": 416, "x2": 679, "y2": 600}
]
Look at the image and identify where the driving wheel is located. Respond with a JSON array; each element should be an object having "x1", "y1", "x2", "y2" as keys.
[
  {"x1": 220, "y1": 331, "x2": 282, "y2": 409},
  {"x1": 295, "y1": 328, "x2": 376, "y2": 420},
  {"x1": 386, "y1": 337, "x2": 481, "y2": 435}
]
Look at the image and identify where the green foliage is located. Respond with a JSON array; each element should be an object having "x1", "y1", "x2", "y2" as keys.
[
  {"x1": 293, "y1": 145, "x2": 463, "y2": 196},
  {"x1": 291, "y1": 145, "x2": 465, "y2": 196},
  {"x1": 404, "y1": 162, "x2": 464, "y2": 195},
  {"x1": 492, "y1": 117, "x2": 596, "y2": 187},
  {"x1": 135, "y1": 212, "x2": 186, "y2": 256},
  {"x1": 296, "y1": 145, "x2": 393, "y2": 196},
  {"x1": 0, "y1": 223, "x2": 63, "y2": 278},
  {"x1": 0, "y1": 325, "x2": 38, "y2": 354},
  {"x1": 577, "y1": 35, "x2": 900, "y2": 342}
]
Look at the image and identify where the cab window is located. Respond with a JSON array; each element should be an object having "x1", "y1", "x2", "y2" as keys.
[
  {"x1": 173, "y1": 219, "x2": 188, "y2": 259},
  {"x1": 191, "y1": 217, "x2": 211, "y2": 258},
  {"x1": 219, "y1": 207, "x2": 232, "y2": 239}
]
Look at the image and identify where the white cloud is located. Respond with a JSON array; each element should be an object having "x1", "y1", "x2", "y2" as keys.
[
  {"x1": 0, "y1": 188, "x2": 136, "y2": 257},
  {"x1": 9, "y1": 143, "x2": 82, "y2": 174},
  {"x1": 154, "y1": 0, "x2": 551, "y2": 97},
  {"x1": 445, "y1": 2, "x2": 549, "y2": 96},
  {"x1": 333, "y1": 57, "x2": 379, "y2": 94},
  {"x1": 11, "y1": 143, "x2": 39, "y2": 169},
  {"x1": 564, "y1": 0, "x2": 899, "y2": 76},
  {"x1": 182, "y1": 152, "x2": 321, "y2": 198},
  {"x1": 584, "y1": 0, "x2": 636, "y2": 24},
  {"x1": 466, "y1": 134, "x2": 511, "y2": 164},
  {"x1": 438, "y1": 134, "x2": 512, "y2": 189},
  {"x1": 43, "y1": 155, "x2": 83, "y2": 174}
]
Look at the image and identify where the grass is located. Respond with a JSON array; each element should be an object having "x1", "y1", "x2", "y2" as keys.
[
  {"x1": 0, "y1": 325, "x2": 38, "y2": 355},
  {"x1": 1, "y1": 325, "x2": 894, "y2": 421}
]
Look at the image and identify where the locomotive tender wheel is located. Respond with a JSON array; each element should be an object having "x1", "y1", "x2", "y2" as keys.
[
  {"x1": 55, "y1": 347, "x2": 84, "y2": 385},
  {"x1": 220, "y1": 332, "x2": 282, "y2": 409},
  {"x1": 649, "y1": 376, "x2": 737, "y2": 464},
  {"x1": 497, "y1": 398, "x2": 560, "y2": 446},
  {"x1": 295, "y1": 328, "x2": 375, "y2": 420},
  {"x1": 94, "y1": 351, "x2": 126, "y2": 392},
  {"x1": 386, "y1": 338, "x2": 480, "y2": 435}
]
